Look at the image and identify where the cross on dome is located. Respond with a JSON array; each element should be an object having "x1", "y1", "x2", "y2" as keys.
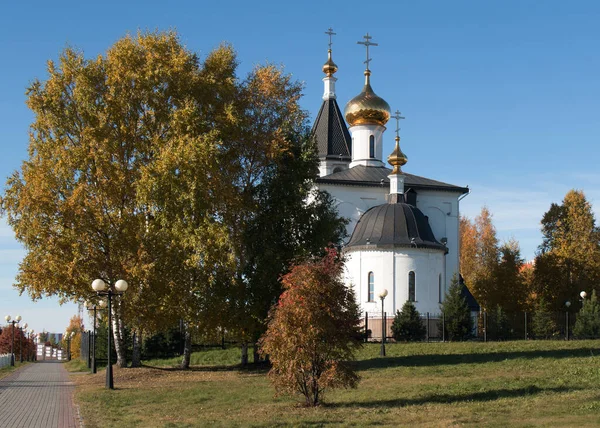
[
  {"x1": 357, "y1": 33, "x2": 378, "y2": 70},
  {"x1": 391, "y1": 110, "x2": 405, "y2": 137},
  {"x1": 325, "y1": 28, "x2": 336, "y2": 50}
]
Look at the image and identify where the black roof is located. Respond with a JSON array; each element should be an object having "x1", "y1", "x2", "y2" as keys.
[
  {"x1": 346, "y1": 202, "x2": 447, "y2": 252},
  {"x1": 311, "y1": 98, "x2": 352, "y2": 160},
  {"x1": 459, "y1": 275, "x2": 481, "y2": 311},
  {"x1": 316, "y1": 165, "x2": 469, "y2": 194}
]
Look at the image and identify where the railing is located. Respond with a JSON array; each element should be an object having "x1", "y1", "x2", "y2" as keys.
[
  {"x1": 0, "y1": 353, "x2": 12, "y2": 369},
  {"x1": 362, "y1": 310, "x2": 583, "y2": 342}
]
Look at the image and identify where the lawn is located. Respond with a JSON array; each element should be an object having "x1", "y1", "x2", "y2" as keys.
[
  {"x1": 72, "y1": 340, "x2": 600, "y2": 427},
  {"x1": 0, "y1": 360, "x2": 30, "y2": 379}
]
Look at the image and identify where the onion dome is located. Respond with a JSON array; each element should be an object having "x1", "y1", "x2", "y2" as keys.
[
  {"x1": 344, "y1": 71, "x2": 391, "y2": 127},
  {"x1": 323, "y1": 50, "x2": 338, "y2": 76},
  {"x1": 388, "y1": 136, "x2": 407, "y2": 174},
  {"x1": 346, "y1": 203, "x2": 446, "y2": 252}
]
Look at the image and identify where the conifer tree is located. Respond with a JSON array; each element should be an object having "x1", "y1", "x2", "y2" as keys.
[
  {"x1": 531, "y1": 297, "x2": 558, "y2": 339},
  {"x1": 391, "y1": 301, "x2": 426, "y2": 342},
  {"x1": 441, "y1": 276, "x2": 473, "y2": 341},
  {"x1": 573, "y1": 290, "x2": 600, "y2": 339}
]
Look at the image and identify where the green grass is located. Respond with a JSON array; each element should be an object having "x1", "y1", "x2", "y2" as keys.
[
  {"x1": 0, "y1": 360, "x2": 30, "y2": 379},
  {"x1": 73, "y1": 340, "x2": 600, "y2": 427},
  {"x1": 64, "y1": 358, "x2": 92, "y2": 372},
  {"x1": 143, "y1": 346, "x2": 243, "y2": 368}
]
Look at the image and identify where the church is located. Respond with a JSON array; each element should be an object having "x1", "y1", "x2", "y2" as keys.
[{"x1": 312, "y1": 31, "x2": 469, "y2": 317}]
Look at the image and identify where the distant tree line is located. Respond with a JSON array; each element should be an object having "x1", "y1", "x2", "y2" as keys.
[{"x1": 460, "y1": 189, "x2": 600, "y2": 339}]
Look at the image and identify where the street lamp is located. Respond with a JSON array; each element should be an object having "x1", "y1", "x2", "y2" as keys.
[
  {"x1": 379, "y1": 289, "x2": 388, "y2": 357},
  {"x1": 86, "y1": 299, "x2": 106, "y2": 374},
  {"x1": 4, "y1": 315, "x2": 21, "y2": 366},
  {"x1": 28, "y1": 329, "x2": 34, "y2": 361},
  {"x1": 565, "y1": 301, "x2": 571, "y2": 341},
  {"x1": 65, "y1": 331, "x2": 74, "y2": 361},
  {"x1": 92, "y1": 278, "x2": 128, "y2": 389},
  {"x1": 20, "y1": 323, "x2": 28, "y2": 363}
]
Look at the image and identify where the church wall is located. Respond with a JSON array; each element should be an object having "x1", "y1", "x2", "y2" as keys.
[
  {"x1": 346, "y1": 248, "x2": 445, "y2": 317},
  {"x1": 318, "y1": 160, "x2": 350, "y2": 177},
  {"x1": 317, "y1": 183, "x2": 388, "y2": 238},
  {"x1": 320, "y1": 182, "x2": 462, "y2": 293},
  {"x1": 414, "y1": 190, "x2": 462, "y2": 295}
]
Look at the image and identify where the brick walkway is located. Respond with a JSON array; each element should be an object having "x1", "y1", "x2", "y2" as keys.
[{"x1": 0, "y1": 361, "x2": 79, "y2": 428}]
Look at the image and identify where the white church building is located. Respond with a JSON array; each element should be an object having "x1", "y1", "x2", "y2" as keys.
[{"x1": 312, "y1": 32, "x2": 469, "y2": 317}]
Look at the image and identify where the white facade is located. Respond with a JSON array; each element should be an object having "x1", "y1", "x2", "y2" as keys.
[
  {"x1": 344, "y1": 248, "x2": 446, "y2": 316},
  {"x1": 318, "y1": 160, "x2": 350, "y2": 177},
  {"x1": 317, "y1": 181, "x2": 463, "y2": 296},
  {"x1": 349, "y1": 124, "x2": 386, "y2": 168}
]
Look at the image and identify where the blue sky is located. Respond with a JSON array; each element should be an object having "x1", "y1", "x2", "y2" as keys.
[{"x1": 1, "y1": 0, "x2": 600, "y2": 333}]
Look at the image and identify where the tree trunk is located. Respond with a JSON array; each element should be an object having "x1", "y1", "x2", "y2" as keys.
[
  {"x1": 253, "y1": 342, "x2": 260, "y2": 364},
  {"x1": 241, "y1": 342, "x2": 248, "y2": 366},
  {"x1": 131, "y1": 330, "x2": 142, "y2": 368},
  {"x1": 112, "y1": 301, "x2": 127, "y2": 368},
  {"x1": 180, "y1": 324, "x2": 192, "y2": 369}
]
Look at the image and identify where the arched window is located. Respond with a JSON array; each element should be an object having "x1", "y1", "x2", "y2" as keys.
[
  {"x1": 438, "y1": 274, "x2": 443, "y2": 303},
  {"x1": 333, "y1": 167, "x2": 342, "y2": 174},
  {"x1": 408, "y1": 271, "x2": 416, "y2": 302},
  {"x1": 368, "y1": 272, "x2": 374, "y2": 302},
  {"x1": 369, "y1": 135, "x2": 375, "y2": 158}
]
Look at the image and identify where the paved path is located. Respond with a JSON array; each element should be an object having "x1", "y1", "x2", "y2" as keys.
[{"x1": 0, "y1": 361, "x2": 79, "y2": 428}]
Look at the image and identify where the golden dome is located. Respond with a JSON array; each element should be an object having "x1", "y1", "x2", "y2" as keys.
[
  {"x1": 388, "y1": 136, "x2": 407, "y2": 174},
  {"x1": 344, "y1": 71, "x2": 391, "y2": 127},
  {"x1": 323, "y1": 50, "x2": 338, "y2": 76}
]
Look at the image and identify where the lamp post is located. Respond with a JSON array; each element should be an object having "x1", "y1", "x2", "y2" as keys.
[
  {"x1": 20, "y1": 323, "x2": 28, "y2": 363},
  {"x1": 565, "y1": 301, "x2": 571, "y2": 341},
  {"x1": 4, "y1": 315, "x2": 21, "y2": 366},
  {"x1": 86, "y1": 300, "x2": 105, "y2": 374},
  {"x1": 65, "y1": 331, "x2": 74, "y2": 361},
  {"x1": 92, "y1": 278, "x2": 128, "y2": 389},
  {"x1": 379, "y1": 289, "x2": 388, "y2": 357},
  {"x1": 28, "y1": 329, "x2": 34, "y2": 361}
]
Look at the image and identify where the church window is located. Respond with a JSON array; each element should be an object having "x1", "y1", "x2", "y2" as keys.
[
  {"x1": 408, "y1": 271, "x2": 416, "y2": 302},
  {"x1": 369, "y1": 135, "x2": 375, "y2": 158},
  {"x1": 333, "y1": 167, "x2": 342, "y2": 173},
  {"x1": 438, "y1": 274, "x2": 442, "y2": 303},
  {"x1": 368, "y1": 272, "x2": 374, "y2": 302}
]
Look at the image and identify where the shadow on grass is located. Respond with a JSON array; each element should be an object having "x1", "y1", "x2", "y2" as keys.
[
  {"x1": 141, "y1": 361, "x2": 270, "y2": 374},
  {"x1": 327, "y1": 385, "x2": 577, "y2": 408},
  {"x1": 357, "y1": 347, "x2": 597, "y2": 371}
]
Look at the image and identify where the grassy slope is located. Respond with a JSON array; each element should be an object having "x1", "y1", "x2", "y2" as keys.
[
  {"x1": 73, "y1": 340, "x2": 600, "y2": 427},
  {"x1": 0, "y1": 361, "x2": 30, "y2": 379}
]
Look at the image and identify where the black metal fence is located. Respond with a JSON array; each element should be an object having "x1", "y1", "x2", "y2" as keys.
[{"x1": 362, "y1": 310, "x2": 582, "y2": 342}]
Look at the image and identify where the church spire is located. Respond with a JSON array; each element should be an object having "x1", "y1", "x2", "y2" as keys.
[
  {"x1": 388, "y1": 110, "x2": 407, "y2": 201},
  {"x1": 322, "y1": 28, "x2": 338, "y2": 100}
]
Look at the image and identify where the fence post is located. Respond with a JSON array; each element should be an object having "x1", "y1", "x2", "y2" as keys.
[
  {"x1": 565, "y1": 311, "x2": 569, "y2": 341},
  {"x1": 524, "y1": 312, "x2": 528, "y2": 340},
  {"x1": 483, "y1": 311, "x2": 487, "y2": 343},
  {"x1": 426, "y1": 312, "x2": 430, "y2": 342},
  {"x1": 442, "y1": 312, "x2": 445, "y2": 343},
  {"x1": 365, "y1": 312, "x2": 369, "y2": 343}
]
